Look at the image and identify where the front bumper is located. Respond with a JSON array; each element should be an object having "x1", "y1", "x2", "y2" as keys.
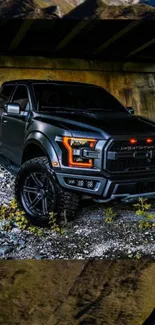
[{"x1": 56, "y1": 172, "x2": 155, "y2": 201}]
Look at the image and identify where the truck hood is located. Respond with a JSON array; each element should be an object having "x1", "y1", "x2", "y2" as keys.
[{"x1": 40, "y1": 111, "x2": 155, "y2": 138}]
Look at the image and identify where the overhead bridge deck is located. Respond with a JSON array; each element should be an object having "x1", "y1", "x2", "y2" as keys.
[{"x1": 0, "y1": 19, "x2": 155, "y2": 62}]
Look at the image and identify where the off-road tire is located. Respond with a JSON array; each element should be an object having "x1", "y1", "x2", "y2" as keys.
[{"x1": 15, "y1": 156, "x2": 80, "y2": 225}]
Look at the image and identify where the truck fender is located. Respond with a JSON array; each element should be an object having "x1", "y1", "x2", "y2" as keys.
[{"x1": 22, "y1": 132, "x2": 60, "y2": 167}]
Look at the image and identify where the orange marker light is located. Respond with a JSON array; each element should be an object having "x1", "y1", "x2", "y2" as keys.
[
  {"x1": 146, "y1": 138, "x2": 153, "y2": 144},
  {"x1": 129, "y1": 138, "x2": 137, "y2": 145},
  {"x1": 52, "y1": 162, "x2": 59, "y2": 167}
]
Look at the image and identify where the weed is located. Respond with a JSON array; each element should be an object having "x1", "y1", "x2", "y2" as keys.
[
  {"x1": 135, "y1": 251, "x2": 142, "y2": 259},
  {"x1": 104, "y1": 207, "x2": 117, "y2": 223},
  {"x1": 133, "y1": 197, "x2": 155, "y2": 230},
  {"x1": 0, "y1": 199, "x2": 64, "y2": 235},
  {"x1": 128, "y1": 251, "x2": 142, "y2": 259},
  {"x1": 49, "y1": 212, "x2": 65, "y2": 235}
]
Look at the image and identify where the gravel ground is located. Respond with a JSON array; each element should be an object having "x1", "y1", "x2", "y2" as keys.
[{"x1": 0, "y1": 165, "x2": 155, "y2": 260}]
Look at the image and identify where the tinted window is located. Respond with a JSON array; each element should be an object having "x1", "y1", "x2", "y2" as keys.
[
  {"x1": 0, "y1": 84, "x2": 14, "y2": 109},
  {"x1": 33, "y1": 83, "x2": 127, "y2": 114},
  {"x1": 12, "y1": 85, "x2": 29, "y2": 111}
]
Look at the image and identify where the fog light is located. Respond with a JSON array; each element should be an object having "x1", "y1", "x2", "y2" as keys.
[
  {"x1": 67, "y1": 178, "x2": 76, "y2": 185},
  {"x1": 77, "y1": 180, "x2": 85, "y2": 187},
  {"x1": 86, "y1": 180, "x2": 94, "y2": 189}
]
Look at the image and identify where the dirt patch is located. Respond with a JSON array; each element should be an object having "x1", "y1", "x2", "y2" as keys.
[
  {"x1": 0, "y1": 260, "x2": 155, "y2": 325},
  {"x1": 0, "y1": 260, "x2": 85, "y2": 325}
]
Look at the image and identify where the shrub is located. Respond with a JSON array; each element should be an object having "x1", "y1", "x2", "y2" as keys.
[
  {"x1": 0, "y1": 199, "x2": 64, "y2": 235},
  {"x1": 133, "y1": 197, "x2": 155, "y2": 230},
  {"x1": 104, "y1": 207, "x2": 117, "y2": 223}
]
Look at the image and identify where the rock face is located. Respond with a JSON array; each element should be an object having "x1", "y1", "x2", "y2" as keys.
[
  {"x1": 0, "y1": 0, "x2": 59, "y2": 18},
  {"x1": 0, "y1": 0, "x2": 85, "y2": 18},
  {"x1": 65, "y1": 0, "x2": 155, "y2": 19},
  {"x1": 102, "y1": 0, "x2": 155, "y2": 5},
  {"x1": 1, "y1": 0, "x2": 155, "y2": 18},
  {"x1": 0, "y1": 260, "x2": 155, "y2": 325},
  {"x1": 103, "y1": 0, "x2": 140, "y2": 4},
  {"x1": 40, "y1": 0, "x2": 75, "y2": 16}
]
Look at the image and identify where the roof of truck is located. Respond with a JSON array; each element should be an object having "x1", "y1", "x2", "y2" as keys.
[{"x1": 2, "y1": 80, "x2": 100, "y2": 88}]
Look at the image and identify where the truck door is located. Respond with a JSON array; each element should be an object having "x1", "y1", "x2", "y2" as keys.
[
  {"x1": 0, "y1": 83, "x2": 15, "y2": 145},
  {"x1": 1, "y1": 84, "x2": 31, "y2": 165}
]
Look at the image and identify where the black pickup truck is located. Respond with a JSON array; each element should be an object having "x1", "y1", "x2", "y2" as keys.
[{"x1": 0, "y1": 79, "x2": 155, "y2": 224}]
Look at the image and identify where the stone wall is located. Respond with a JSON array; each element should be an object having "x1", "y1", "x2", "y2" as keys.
[{"x1": 0, "y1": 56, "x2": 155, "y2": 118}]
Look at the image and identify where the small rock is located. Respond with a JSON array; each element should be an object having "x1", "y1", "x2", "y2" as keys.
[
  {"x1": 34, "y1": 255, "x2": 42, "y2": 260},
  {"x1": 17, "y1": 245, "x2": 26, "y2": 251},
  {"x1": 18, "y1": 239, "x2": 25, "y2": 245},
  {"x1": 12, "y1": 236, "x2": 18, "y2": 241},
  {"x1": 0, "y1": 246, "x2": 13, "y2": 256},
  {"x1": 12, "y1": 228, "x2": 21, "y2": 234}
]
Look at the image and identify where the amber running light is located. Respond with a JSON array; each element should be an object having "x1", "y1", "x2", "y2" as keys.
[
  {"x1": 146, "y1": 138, "x2": 153, "y2": 144},
  {"x1": 129, "y1": 138, "x2": 137, "y2": 144}
]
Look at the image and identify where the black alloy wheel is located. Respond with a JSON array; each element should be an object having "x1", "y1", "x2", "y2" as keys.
[
  {"x1": 21, "y1": 172, "x2": 56, "y2": 217},
  {"x1": 15, "y1": 157, "x2": 80, "y2": 225}
]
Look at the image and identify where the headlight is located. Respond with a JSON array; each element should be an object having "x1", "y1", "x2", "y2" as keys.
[{"x1": 62, "y1": 137, "x2": 97, "y2": 168}]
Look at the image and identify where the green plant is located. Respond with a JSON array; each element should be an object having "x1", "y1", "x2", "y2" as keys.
[
  {"x1": 127, "y1": 251, "x2": 143, "y2": 259},
  {"x1": 0, "y1": 199, "x2": 64, "y2": 235},
  {"x1": 104, "y1": 207, "x2": 117, "y2": 223},
  {"x1": 135, "y1": 251, "x2": 142, "y2": 260},
  {"x1": 133, "y1": 197, "x2": 155, "y2": 230},
  {"x1": 133, "y1": 197, "x2": 151, "y2": 216},
  {"x1": 49, "y1": 212, "x2": 65, "y2": 235}
]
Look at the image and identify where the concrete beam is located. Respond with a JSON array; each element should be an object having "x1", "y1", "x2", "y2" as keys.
[
  {"x1": 54, "y1": 20, "x2": 91, "y2": 52},
  {"x1": 127, "y1": 37, "x2": 155, "y2": 58},
  {"x1": 92, "y1": 21, "x2": 141, "y2": 55},
  {"x1": 0, "y1": 56, "x2": 155, "y2": 73},
  {"x1": 9, "y1": 20, "x2": 34, "y2": 51}
]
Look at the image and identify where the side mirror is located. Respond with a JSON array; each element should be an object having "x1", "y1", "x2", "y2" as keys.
[
  {"x1": 126, "y1": 106, "x2": 134, "y2": 115},
  {"x1": 5, "y1": 103, "x2": 20, "y2": 115}
]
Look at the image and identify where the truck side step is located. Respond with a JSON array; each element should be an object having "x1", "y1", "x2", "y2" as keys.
[
  {"x1": 121, "y1": 192, "x2": 155, "y2": 203},
  {"x1": 0, "y1": 154, "x2": 19, "y2": 176}
]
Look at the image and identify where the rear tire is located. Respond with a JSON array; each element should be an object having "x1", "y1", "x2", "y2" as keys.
[{"x1": 15, "y1": 157, "x2": 80, "y2": 225}]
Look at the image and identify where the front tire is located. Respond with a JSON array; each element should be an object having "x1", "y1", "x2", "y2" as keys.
[{"x1": 15, "y1": 157, "x2": 80, "y2": 225}]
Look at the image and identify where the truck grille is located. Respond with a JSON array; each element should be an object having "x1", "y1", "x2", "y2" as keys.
[{"x1": 105, "y1": 139, "x2": 155, "y2": 174}]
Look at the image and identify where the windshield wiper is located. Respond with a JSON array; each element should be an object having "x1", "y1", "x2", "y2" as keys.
[{"x1": 40, "y1": 106, "x2": 96, "y2": 116}]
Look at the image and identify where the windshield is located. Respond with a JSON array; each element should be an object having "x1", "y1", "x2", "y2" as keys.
[{"x1": 33, "y1": 83, "x2": 127, "y2": 114}]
